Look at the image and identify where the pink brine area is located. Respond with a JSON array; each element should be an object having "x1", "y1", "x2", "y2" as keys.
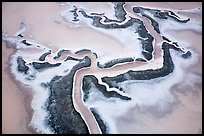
[{"x1": 2, "y1": 2, "x2": 202, "y2": 134}]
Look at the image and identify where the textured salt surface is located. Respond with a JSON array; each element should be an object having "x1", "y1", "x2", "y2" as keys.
[{"x1": 2, "y1": 2, "x2": 202, "y2": 134}]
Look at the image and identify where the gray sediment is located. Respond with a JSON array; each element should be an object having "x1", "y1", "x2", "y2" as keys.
[
  {"x1": 181, "y1": 51, "x2": 191, "y2": 58},
  {"x1": 70, "y1": 5, "x2": 79, "y2": 22},
  {"x1": 133, "y1": 6, "x2": 190, "y2": 25},
  {"x1": 39, "y1": 50, "x2": 51, "y2": 61},
  {"x1": 162, "y1": 36, "x2": 180, "y2": 47},
  {"x1": 53, "y1": 49, "x2": 69, "y2": 59},
  {"x1": 136, "y1": 21, "x2": 154, "y2": 60},
  {"x1": 93, "y1": 52, "x2": 98, "y2": 59},
  {"x1": 64, "y1": 56, "x2": 82, "y2": 62},
  {"x1": 142, "y1": 14, "x2": 160, "y2": 34},
  {"x1": 133, "y1": 6, "x2": 190, "y2": 36},
  {"x1": 138, "y1": 36, "x2": 153, "y2": 52},
  {"x1": 21, "y1": 39, "x2": 32, "y2": 46},
  {"x1": 16, "y1": 56, "x2": 29, "y2": 74},
  {"x1": 32, "y1": 62, "x2": 61, "y2": 70},
  {"x1": 112, "y1": 2, "x2": 126, "y2": 22},
  {"x1": 97, "y1": 57, "x2": 134, "y2": 68},
  {"x1": 166, "y1": 13, "x2": 190, "y2": 23},
  {"x1": 133, "y1": 6, "x2": 161, "y2": 34},
  {"x1": 5, "y1": 3, "x2": 193, "y2": 134},
  {"x1": 46, "y1": 56, "x2": 91, "y2": 134},
  {"x1": 101, "y1": 42, "x2": 190, "y2": 91},
  {"x1": 79, "y1": 2, "x2": 126, "y2": 24},
  {"x1": 17, "y1": 33, "x2": 24, "y2": 37},
  {"x1": 82, "y1": 75, "x2": 131, "y2": 103},
  {"x1": 90, "y1": 13, "x2": 105, "y2": 16},
  {"x1": 79, "y1": 10, "x2": 139, "y2": 29},
  {"x1": 135, "y1": 58, "x2": 147, "y2": 62},
  {"x1": 141, "y1": 51, "x2": 152, "y2": 61},
  {"x1": 162, "y1": 36, "x2": 171, "y2": 42},
  {"x1": 78, "y1": 6, "x2": 154, "y2": 63},
  {"x1": 90, "y1": 108, "x2": 109, "y2": 134},
  {"x1": 75, "y1": 49, "x2": 92, "y2": 54}
]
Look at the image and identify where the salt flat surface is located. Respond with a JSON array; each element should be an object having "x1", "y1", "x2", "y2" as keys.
[{"x1": 2, "y1": 2, "x2": 202, "y2": 134}]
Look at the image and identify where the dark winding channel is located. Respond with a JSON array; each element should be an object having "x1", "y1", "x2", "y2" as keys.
[{"x1": 12, "y1": 2, "x2": 193, "y2": 134}]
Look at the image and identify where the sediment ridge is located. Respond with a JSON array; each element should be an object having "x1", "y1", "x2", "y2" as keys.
[
  {"x1": 46, "y1": 56, "x2": 91, "y2": 134},
  {"x1": 82, "y1": 75, "x2": 131, "y2": 102},
  {"x1": 101, "y1": 42, "x2": 190, "y2": 91}
]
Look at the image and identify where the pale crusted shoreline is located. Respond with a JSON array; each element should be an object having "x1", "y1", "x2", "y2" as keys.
[{"x1": 3, "y1": 1, "x2": 202, "y2": 133}]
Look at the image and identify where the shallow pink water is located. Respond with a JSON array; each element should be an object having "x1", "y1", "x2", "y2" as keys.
[{"x1": 2, "y1": 2, "x2": 202, "y2": 134}]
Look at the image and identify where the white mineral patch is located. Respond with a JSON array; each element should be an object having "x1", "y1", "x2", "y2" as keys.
[{"x1": 2, "y1": 2, "x2": 202, "y2": 134}]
